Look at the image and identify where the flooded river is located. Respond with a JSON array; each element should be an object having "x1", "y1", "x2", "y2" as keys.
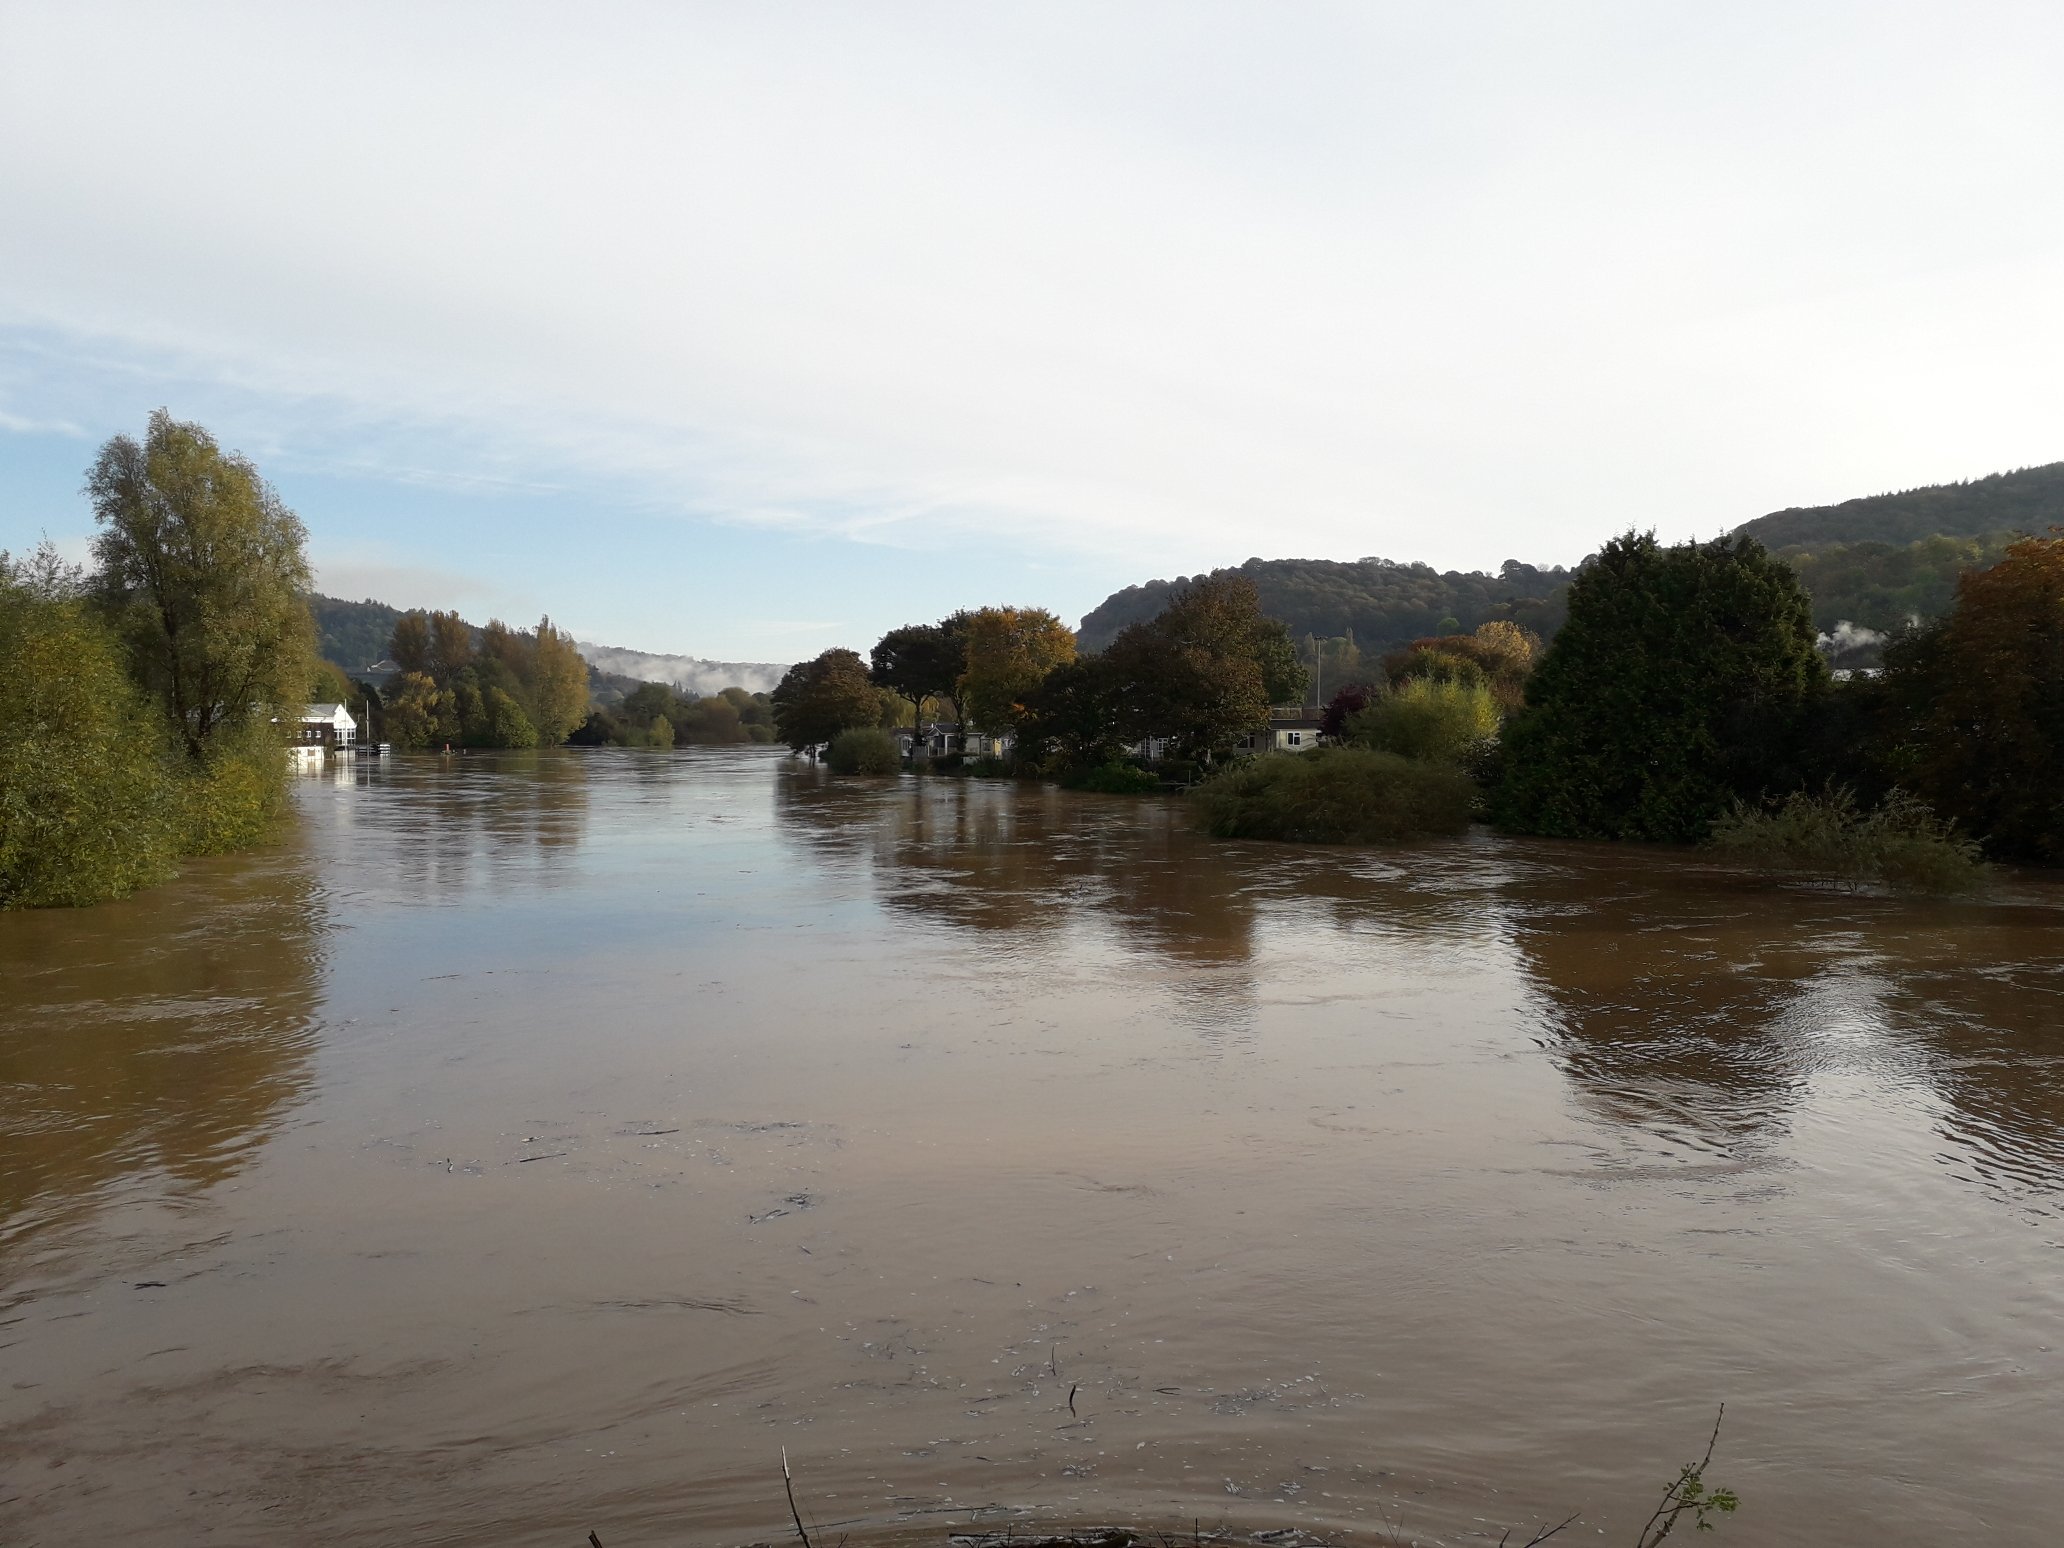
[{"x1": 3, "y1": 748, "x2": 2061, "y2": 1546}]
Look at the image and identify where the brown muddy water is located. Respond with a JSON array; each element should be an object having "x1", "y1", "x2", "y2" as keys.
[{"x1": 3, "y1": 748, "x2": 2061, "y2": 1547}]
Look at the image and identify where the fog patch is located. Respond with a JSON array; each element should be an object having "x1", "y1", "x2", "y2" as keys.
[{"x1": 579, "y1": 641, "x2": 792, "y2": 695}]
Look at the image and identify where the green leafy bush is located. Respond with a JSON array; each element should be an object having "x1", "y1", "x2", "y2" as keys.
[
  {"x1": 1193, "y1": 747, "x2": 1475, "y2": 845},
  {"x1": 1076, "y1": 762, "x2": 1161, "y2": 794},
  {"x1": 172, "y1": 722, "x2": 296, "y2": 856},
  {"x1": 0, "y1": 568, "x2": 179, "y2": 907},
  {"x1": 826, "y1": 726, "x2": 903, "y2": 775},
  {"x1": 1708, "y1": 787, "x2": 1985, "y2": 894},
  {"x1": 1348, "y1": 677, "x2": 1499, "y2": 762}
]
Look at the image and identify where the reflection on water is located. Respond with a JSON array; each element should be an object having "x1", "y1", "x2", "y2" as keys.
[
  {"x1": 4, "y1": 750, "x2": 2064, "y2": 1548},
  {"x1": 0, "y1": 850, "x2": 326, "y2": 1262},
  {"x1": 315, "y1": 748, "x2": 590, "y2": 900}
]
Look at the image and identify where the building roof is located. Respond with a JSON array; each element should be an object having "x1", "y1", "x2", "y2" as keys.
[{"x1": 304, "y1": 703, "x2": 356, "y2": 721}]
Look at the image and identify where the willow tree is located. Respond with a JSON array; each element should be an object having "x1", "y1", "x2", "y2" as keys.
[{"x1": 87, "y1": 410, "x2": 315, "y2": 759}]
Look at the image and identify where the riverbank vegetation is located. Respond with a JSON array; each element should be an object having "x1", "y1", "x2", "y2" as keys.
[
  {"x1": 1194, "y1": 748, "x2": 1475, "y2": 843},
  {"x1": 2, "y1": 412, "x2": 316, "y2": 909},
  {"x1": 568, "y1": 682, "x2": 776, "y2": 747},
  {"x1": 782, "y1": 528, "x2": 2063, "y2": 874}
]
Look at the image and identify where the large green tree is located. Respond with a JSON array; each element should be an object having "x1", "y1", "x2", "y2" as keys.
[
  {"x1": 870, "y1": 620, "x2": 967, "y2": 730},
  {"x1": 1493, "y1": 532, "x2": 1828, "y2": 842},
  {"x1": 1017, "y1": 655, "x2": 1125, "y2": 770},
  {"x1": 87, "y1": 409, "x2": 316, "y2": 759},
  {"x1": 770, "y1": 648, "x2": 883, "y2": 751},
  {"x1": 1103, "y1": 574, "x2": 1306, "y2": 760},
  {"x1": 1874, "y1": 534, "x2": 2064, "y2": 861}
]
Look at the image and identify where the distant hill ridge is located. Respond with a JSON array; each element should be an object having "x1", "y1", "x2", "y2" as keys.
[
  {"x1": 1733, "y1": 461, "x2": 2064, "y2": 550},
  {"x1": 1078, "y1": 460, "x2": 2062, "y2": 657},
  {"x1": 1076, "y1": 555, "x2": 1572, "y2": 654}
]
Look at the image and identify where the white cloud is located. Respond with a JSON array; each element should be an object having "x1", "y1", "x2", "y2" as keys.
[
  {"x1": 2, "y1": 1, "x2": 2061, "y2": 577},
  {"x1": 0, "y1": 408, "x2": 85, "y2": 436}
]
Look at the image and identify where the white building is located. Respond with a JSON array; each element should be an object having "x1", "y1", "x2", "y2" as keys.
[{"x1": 296, "y1": 703, "x2": 360, "y2": 750}]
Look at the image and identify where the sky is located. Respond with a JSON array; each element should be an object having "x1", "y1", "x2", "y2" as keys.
[{"x1": 2, "y1": 1, "x2": 2061, "y2": 663}]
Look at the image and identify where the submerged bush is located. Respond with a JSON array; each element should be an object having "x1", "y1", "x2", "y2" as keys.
[
  {"x1": 0, "y1": 565, "x2": 180, "y2": 907},
  {"x1": 1348, "y1": 677, "x2": 1499, "y2": 763},
  {"x1": 1193, "y1": 747, "x2": 1475, "y2": 845},
  {"x1": 825, "y1": 726, "x2": 902, "y2": 775},
  {"x1": 1075, "y1": 761, "x2": 1161, "y2": 795},
  {"x1": 172, "y1": 722, "x2": 297, "y2": 857},
  {"x1": 1708, "y1": 787, "x2": 1985, "y2": 895}
]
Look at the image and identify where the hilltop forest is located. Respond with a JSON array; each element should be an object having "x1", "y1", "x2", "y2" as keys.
[{"x1": 1076, "y1": 462, "x2": 2064, "y2": 663}]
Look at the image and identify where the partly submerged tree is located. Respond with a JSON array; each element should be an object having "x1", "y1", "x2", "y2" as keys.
[
  {"x1": 380, "y1": 609, "x2": 587, "y2": 747},
  {"x1": 1017, "y1": 654, "x2": 1126, "y2": 771},
  {"x1": 526, "y1": 617, "x2": 591, "y2": 745},
  {"x1": 1493, "y1": 532, "x2": 1827, "y2": 843},
  {"x1": 1875, "y1": 533, "x2": 2064, "y2": 861},
  {"x1": 957, "y1": 606, "x2": 1076, "y2": 733},
  {"x1": 771, "y1": 648, "x2": 883, "y2": 751},
  {"x1": 1104, "y1": 574, "x2": 1306, "y2": 761},
  {"x1": 87, "y1": 409, "x2": 316, "y2": 759},
  {"x1": 870, "y1": 620, "x2": 968, "y2": 731}
]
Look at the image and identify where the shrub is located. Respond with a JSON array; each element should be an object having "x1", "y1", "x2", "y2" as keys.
[
  {"x1": 1192, "y1": 747, "x2": 1475, "y2": 845},
  {"x1": 172, "y1": 723, "x2": 295, "y2": 856},
  {"x1": 1077, "y1": 762, "x2": 1161, "y2": 794},
  {"x1": 826, "y1": 726, "x2": 902, "y2": 775},
  {"x1": 1708, "y1": 787, "x2": 1986, "y2": 895},
  {"x1": 1349, "y1": 677, "x2": 1500, "y2": 763},
  {"x1": 0, "y1": 570, "x2": 179, "y2": 907},
  {"x1": 968, "y1": 755, "x2": 1013, "y2": 778}
]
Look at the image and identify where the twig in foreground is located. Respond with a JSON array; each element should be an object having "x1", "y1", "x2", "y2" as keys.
[{"x1": 782, "y1": 1446, "x2": 814, "y2": 1548}]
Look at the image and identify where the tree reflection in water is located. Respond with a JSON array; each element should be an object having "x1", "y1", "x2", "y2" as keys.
[
  {"x1": 775, "y1": 768, "x2": 1265, "y2": 1038},
  {"x1": 319, "y1": 750, "x2": 590, "y2": 898},
  {"x1": 1509, "y1": 846, "x2": 2064, "y2": 1201},
  {"x1": 0, "y1": 849, "x2": 328, "y2": 1261}
]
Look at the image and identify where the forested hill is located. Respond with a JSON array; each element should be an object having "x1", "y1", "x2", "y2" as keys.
[
  {"x1": 1736, "y1": 462, "x2": 2064, "y2": 550},
  {"x1": 311, "y1": 594, "x2": 404, "y2": 673},
  {"x1": 1075, "y1": 556, "x2": 1572, "y2": 653}
]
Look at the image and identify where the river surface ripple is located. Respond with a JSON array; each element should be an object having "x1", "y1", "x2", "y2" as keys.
[{"x1": 2, "y1": 747, "x2": 2061, "y2": 1546}]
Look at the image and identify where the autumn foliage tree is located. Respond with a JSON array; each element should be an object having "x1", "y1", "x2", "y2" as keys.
[
  {"x1": 958, "y1": 607, "x2": 1076, "y2": 733},
  {"x1": 1876, "y1": 533, "x2": 2064, "y2": 861}
]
